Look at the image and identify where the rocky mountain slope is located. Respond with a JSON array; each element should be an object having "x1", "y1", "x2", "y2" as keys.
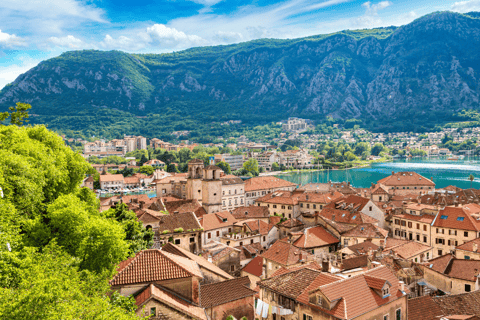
[{"x1": 1, "y1": 11, "x2": 480, "y2": 135}]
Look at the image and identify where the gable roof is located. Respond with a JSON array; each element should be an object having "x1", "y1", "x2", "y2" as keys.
[
  {"x1": 293, "y1": 226, "x2": 339, "y2": 249},
  {"x1": 110, "y1": 249, "x2": 203, "y2": 286},
  {"x1": 99, "y1": 174, "x2": 124, "y2": 182},
  {"x1": 262, "y1": 240, "x2": 313, "y2": 266},
  {"x1": 242, "y1": 256, "x2": 264, "y2": 277},
  {"x1": 377, "y1": 171, "x2": 435, "y2": 187},
  {"x1": 341, "y1": 223, "x2": 388, "y2": 239},
  {"x1": 342, "y1": 255, "x2": 369, "y2": 271},
  {"x1": 320, "y1": 207, "x2": 379, "y2": 225},
  {"x1": 161, "y1": 243, "x2": 233, "y2": 280},
  {"x1": 279, "y1": 218, "x2": 304, "y2": 228},
  {"x1": 198, "y1": 211, "x2": 237, "y2": 231},
  {"x1": 433, "y1": 206, "x2": 480, "y2": 231},
  {"x1": 383, "y1": 241, "x2": 431, "y2": 260},
  {"x1": 310, "y1": 266, "x2": 407, "y2": 319},
  {"x1": 408, "y1": 290, "x2": 480, "y2": 320},
  {"x1": 244, "y1": 176, "x2": 297, "y2": 192},
  {"x1": 296, "y1": 190, "x2": 344, "y2": 204},
  {"x1": 135, "y1": 284, "x2": 207, "y2": 320},
  {"x1": 325, "y1": 195, "x2": 372, "y2": 212},
  {"x1": 345, "y1": 241, "x2": 379, "y2": 256},
  {"x1": 231, "y1": 206, "x2": 270, "y2": 219},
  {"x1": 260, "y1": 268, "x2": 341, "y2": 300},
  {"x1": 151, "y1": 212, "x2": 202, "y2": 233},
  {"x1": 200, "y1": 276, "x2": 256, "y2": 308},
  {"x1": 456, "y1": 237, "x2": 480, "y2": 253}
]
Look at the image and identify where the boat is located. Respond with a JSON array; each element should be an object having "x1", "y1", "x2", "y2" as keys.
[{"x1": 447, "y1": 155, "x2": 464, "y2": 161}]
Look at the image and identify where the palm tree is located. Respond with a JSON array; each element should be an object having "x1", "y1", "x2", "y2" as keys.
[{"x1": 469, "y1": 174, "x2": 475, "y2": 188}]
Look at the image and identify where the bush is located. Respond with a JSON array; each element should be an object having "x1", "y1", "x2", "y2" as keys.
[{"x1": 174, "y1": 228, "x2": 184, "y2": 233}]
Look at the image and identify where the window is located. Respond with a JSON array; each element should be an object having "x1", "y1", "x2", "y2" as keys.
[
  {"x1": 369, "y1": 206, "x2": 372, "y2": 211},
  {"x1": 408, "y1": 222, "x2": 412, "y2": 228},
  {"x1": 208, "y1": 232, "x2": 211, "y2": 239},
  {"x1": 239, "y1": 241, "x2": 243, "y2": 246},
  {"x1": 150, "y1": 307, "x2": 156, "y2": 316},
  {"x1": 396, "y1": 308, "x2": 402, "y2": 320},
  {"x1": 273, "y1": 205, "x2": 277, "y2": 209},
  {"x1": 251, "y1": 239, "x2": 254, "y2": 244},
  {"x1": 303, "y1": 315, "x2": 313, "y2": 320},
  {"x1": 401, "y1": 221, "x2": 406, "y2": 227},
  {"x1": 416, "y1": 234, "x2": 420, "y2": 241},
  {"x1": 440, "y1": 215, "x2": 448, "y2": 220},
  {"x1": 175, "y1": 239, "x2": 180, "y2": 245},
  {"x1": 438, "y1": 249, "x2": 443, "y2": 256},
  {"x1": 384, "y1": 315, "x2": 389, "y2": 320},
  {"x1": 424, "y1": 225, "x2": 427, "y2": 231},
  {"x1": 383, "y1": 286, "x2": 390, "y2": 297},
  {"x1": 457, "y1": 217, "x2": 464, "y2": 221},
  {"x1": 282, "y1": 205, "x2": 285, "y2": 209},
  {"x1": 395, "y1": 219, "x2": 400, "y2": 225},
  {"x1": 313, "y1": 204, "x2": 316, "y2": 209},
  {"x1": 216, "y1": 230, "x2": 220, "y2": 237},
  {"x1": 230, "y1": 265, "x2": 235, "y2": 272},
  {"x1": 465, "y1": 255, "x2": 471, "y2": 260},
  {"x1": 424, "y1": 236, "x2": 428, "y2": 243},
  {"x1": 263, "y1": 236, "x2": 266, "y2": 241},
  {"x1": 228, "y1": 228, "x2": 232, "y2": 233},
  {"x1": 190, "y1": 237, "x2": 195, "y2": 243},
  {"x1": 300, "y1": 203, "x2": 303, "y2": 208},
  {"x1": 465, "y1": 231, "x2": 469, "y2": 237},
  {"x1": 306, "y1": 204, "x2": 310, "y2": 209},
  {"x1": 465, "y1": 284, "x2": 471, "y2": 292}
]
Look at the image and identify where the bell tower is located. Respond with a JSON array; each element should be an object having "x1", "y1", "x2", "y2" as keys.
[
  {"x1": 186, "y1": 159, "x2": 204, "y2": 202},
  {"x1": 202, "y1": 165, "x2": 223, "y2": 214}
]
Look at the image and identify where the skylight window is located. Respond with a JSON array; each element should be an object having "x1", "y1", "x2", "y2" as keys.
[
  {"x1": 457, "y1": 217, "x2": 464, "y2": 221},
  {"x1": 440, "y1": 215, "x2": 448, "y2": 220},
  {"x1": 353, "y1": 215, "x2": 357, "y2": 219}
]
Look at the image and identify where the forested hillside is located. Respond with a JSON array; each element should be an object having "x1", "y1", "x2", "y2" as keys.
[{"x1": 2, "y1": 11, "x2": 480, "y2": 139}]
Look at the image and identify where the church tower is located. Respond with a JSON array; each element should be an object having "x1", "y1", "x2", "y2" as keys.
[
  {"x1": 186, "y1": 159, "x2": 204, "y2": 202},
  {"x1": 201, "y1": 165, "x2": 223, "y2": 214}
]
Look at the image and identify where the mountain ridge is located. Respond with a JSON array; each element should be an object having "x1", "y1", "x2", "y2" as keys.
[{"x1": 2, "y1": 11, "x2": 480, "y2": 138}]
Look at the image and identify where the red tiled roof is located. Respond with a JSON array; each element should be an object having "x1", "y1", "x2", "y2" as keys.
[
  {"x1": 377, "y1": 171, "x2": 435, "y2": 187},
  {"x1": 242, "y1": 256, "x2": 264, "y2": 277},
  {"x1": 200, "y1": 276, "x2": 256, "y2": 308},
  {"x1": 269, "y1": 261, "x2": 324, "y2": 278},
  {"x1": 262, "y1": 240, "x2": 313, "y2": 266},
  {"x1": 99, "y1": 173, "x2": 124, "y2": 182},
  {"x1": 383, "y1": 241, "x2": 431, "y2": 260},
  {"x1": 244, "y1": 176, "x2": 297, "y2": 192},
  {"x1": 407, "y1": 295, "x2": 443, "y2": 320},
  {"x1": 364, "y1": 275, "x2": 388, "y2": 290},
  {"x1": 433, "y1": 206, "x2": 480, "y2": 231},
  {"x1": 297, "y1": 191, "x2": 344, "y2": 204},
  {"x1": 161, "y1": 243, "x2": 233, "y2": 280},
  {"x1": 392, "y1": 213, "x2": 435, "y2": 223},
  {"x1": 255, "y1": 190, "x2": 301, "y2": 205},
  {"x1": 325, "y1": 194, "x2": 371, "y2": 212},
  {"x1": 135, "y1": 284, "x2": 207, "y2": 320},
  {"x1": 198, "y1": 211, "x2": 237, "y2": 231},
  {"x1": 371, "y1": 183, "x2": 389, "y2": 195},
  {"x1": 110, "y1": 249, "x2": 202, "y2": 286},
  {"x1": 231, "y1": 206, "x2": 270, "y2": 219},
  {"x1": 293, "y1": 226, "x2": 339, "y2": 249},
  {"x1": 151, "y1": 212, "x2": 202, "y2": 234},
  {"x1": 456, "y1": 237, "x2": 480, "y2": 253},
  {"x1": 341, "y1": 223, "x2": 388, "y2": 239},
  {"x1": 310, "y1": 266, "x2": 408, "y2": 319},
  {"x1": 426, "y1": 254, "x2": 480, "y2": 281},
  {"x1": 342, "y1": 255, "x2": 369, "y2": 271},
  {"x1": 345, "y1": 241, "x2": 379, "y2": 256},
  {"x1": 279, "y1": 218, "x2": 304, "y2": 228}
]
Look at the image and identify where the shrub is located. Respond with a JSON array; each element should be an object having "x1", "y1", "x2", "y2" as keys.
[{"x1": 174, "y1": 228, "x2": 184, "y2": 233}]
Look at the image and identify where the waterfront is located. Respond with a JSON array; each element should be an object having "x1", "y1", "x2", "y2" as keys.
[{"x1": 276, "y1": 157, "x2": 480, "y2": 189}]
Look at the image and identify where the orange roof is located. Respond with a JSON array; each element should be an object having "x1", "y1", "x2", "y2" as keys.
[
  {"x1": 242, "y1": 219, "x2": 275, "y2": 235},
  {"x1": 297, "y1": 191, "x2": 344, "y2": 204},
  {"x1": 244, "y1": 176, "x2": 297, "y2": 192},
  {"x1": 110, "y1": 249, "x2": 202, "y2": 286},
  {"x1": 341, "y1": 223, "x2": 388, "y2": 239},
  {"x1": 433, "y1": 206, "x2": 480, "y2": 231},
  {"x1": 198, "y1": 211, "x2": 237, "y2": 231},
  {"x1": 293, "y1": 226, "x2": 339, "y2": 249},
  {"x1": 377, "y1": 171, "x2": 435, "y2": 187},
  {"x1": 371, "y1": 184, "x2": 389, "y2": 195},
  {"x1": 135, "y1": 284, "x2": 207, "y2": 320},
  {"x1": 426, "y1": 254, "x2": 480, "y2": 281},
  {"x1": 279, "y1": 218, "x2": 304, "y2": 228},
  {"x1": 242, "y1": 256, "x2": 264, "y2": 277},
  {"x1": 200, "y1": 276, "x2": 256, "y2": 308},
  {"x1": 255, "y1": 190, "x2": 301, "y2": 205},
  {"x1": 393, "y1": 213, "x2": 435, "y2": 223},
  {"x1": 383, "y1": 241, "x2": 431, "y2": 259},
  {"x1": 320, "y1": 207, "x2": 378, "y2": 225},
  {"x1": 309, "y1": 266, "x2": 408, "y2": 319},
  {"x1": 262, "y1": 240, "x2": 313, "y2": 266},
  {"x1": 231, "y1": 206, "x2": 270, "y2": 219},
  {"x1": 325, "y1": 194, "x2": 371, "y2": 212},
  {"x1": 99, "y1": 174, "x2": 124, "y2": 182},
  {"x1": 456, "y1": 237, "x2": 480, "y2": 253}
]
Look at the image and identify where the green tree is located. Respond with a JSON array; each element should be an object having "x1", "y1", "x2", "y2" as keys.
[
  {"x1": 371, "y1": 143, "x2": 385, "y2": 156},
  {"x1": 0, "y1": 102, "x2": 32, "y2": 126},
  {"x1": 139, "y1": 165, "x2": 154, "y2": 175},
  {"x1": 139, "y1": 154, "x2": 148, "y2": 166},
  {"x1": 166, "y1": 163, "x2": 178, "y2": 173},
  {"x1": 271, "y1": 162, "x2": 280, "y2": 171},
  {"x1": 243, "y1": 158, "x2": 259, "y2": 176},
  {"x1": 216, "y1": 161, "x2": 231, "y2": 174},
  {"x1": 469, "y1": 174, "x2": 475, "y2": 188}
]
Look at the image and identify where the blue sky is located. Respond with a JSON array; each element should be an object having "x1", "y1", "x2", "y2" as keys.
[{"x1": 1, "y1": 0, "x2": 479, "y2": 89}]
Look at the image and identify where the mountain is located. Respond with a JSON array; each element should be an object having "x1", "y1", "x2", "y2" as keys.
[{"x1": 2, "y1": 11, "x2": 480, "y2": 139}]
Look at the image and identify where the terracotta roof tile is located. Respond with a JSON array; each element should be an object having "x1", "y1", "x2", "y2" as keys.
[
  {"x1": 341, "y1": 223, "x2": 388, "y2": 239},
  {"x1": 426, "y1": 255, "x2": 480, "y2": 281},
  {"x1": 377, "y1": 171, "x2": 435, "y2": 187},
  {"x1": 231, "y1": 206, "x2": 270, "y2": 219},
  {"x1": 345, "y1": 241, "x2": 379, "y2": 256},
  {"x1": 99, "y1": 173, "x2": 124, "y2": 182},
  {"x1": 279, "y1": 218, "x2": 304, "y2": 228},
  {"x1": 383, "y1": 241, "x2": 431, "y2": 260},
  {"x1": 161, "y1": 243, "x2": 233, "y2": 280},
  {"x1": 342, "y1": 255, "x2": 369, "y2": 271},
  {"x1": 407, "y1": 295, "x2": 443, "y2": 320},
  {"x1": 110, "y1": 249, "x2": 202, "y2": 286},
  {"x1": 456, "y1": 237, "x2": 480, "y2": 253},
  {"x1": 135, "y1": 284, "x2": 207, "y2": 320},
  {"x1": 325, "y1": 195, "x2": 371, "y2": 212},
  {"x1": 242, "y1": 256, "x2": 264, "y2": 277},
  {"x1": 433, "y1": 206, "x2": 480, "y2": 231},
  {"x1": 262, "y1": 240, "x2": 313, "y2": 266},
  {"x1": 200, "y1": 276, "x2": 256, "y2": 307},
  {"x1": 293, "y1": 226, "x2": 339, "y2": 249},
  {"x1": 151, "y1": 212, "x2": 202, "y2": 234},
  {"x1": 198, "y1": 211, "x2": 237, "y2": 231},
  {"x1": 244, "y1": 176, "x2": 297, "y2": 192}
]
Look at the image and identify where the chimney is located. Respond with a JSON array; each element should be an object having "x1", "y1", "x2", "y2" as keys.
[
  {"x1": 139, "y1": 201, "x2": 145, "y2": 209},
  {"x1": 392, "y1": 171, "x2": 395, "y2": 175},
  {"x1": 322, "y1": 259, "x2": 329, "y2": 272},
  {"x1": 371, "y1": 183, "x2": 376, "y2": 188},
  {"x1": 474, "y1": 243, "x2": 478, "y2": 252},
  {"x1": 399, "y1": 281, "x2": 405, "y2": 292}
]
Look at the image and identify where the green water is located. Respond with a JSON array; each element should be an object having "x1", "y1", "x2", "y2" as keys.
[{"x1": 276, "y1": 157, "x2": 480, "y2": 189}]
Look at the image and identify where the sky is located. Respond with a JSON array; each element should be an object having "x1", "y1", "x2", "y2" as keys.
[{"x1": 1, "y1": 0, "x2": 480, "y2": 89}]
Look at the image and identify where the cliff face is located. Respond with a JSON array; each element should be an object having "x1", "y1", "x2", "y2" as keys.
[{"x1": 2, "y1": 11, "x2": 480, "y2": 132}]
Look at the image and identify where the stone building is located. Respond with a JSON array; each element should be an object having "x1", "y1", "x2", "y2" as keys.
[
  {"x1": 376, "y1": 171, "x2": 435, "y2": 195},
  {"x1": 244, "y1": 176, "x2": 297, "y2": 206}
]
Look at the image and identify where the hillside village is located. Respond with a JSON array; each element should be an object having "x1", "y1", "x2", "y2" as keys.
[{"x1": 93, "y1": 153, "x2": 480, "y2": 320}]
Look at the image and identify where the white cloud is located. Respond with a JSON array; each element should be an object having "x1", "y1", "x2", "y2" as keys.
[
  {"x1": 0, "y1": 29, "x2": 26, "y2": 48},
  {"x1": 0, "y1": 57, "x2": 41, "y2": 90},
  {"x1": 451, "y1": 0, "x2": 480, "y2": 13},
  {"x1": 100, "y1": 34, "x2": 148, "y2": 52},
  {"x1": 188, "y1": 0, "x2": 224, "y2": 6},
  {"x1": 0, "y1": 0, "x2": 105, "y2": 35},
  {"x1": 146, "y1": 24, "x2": 205, "y2": 47},
  {"x1": 47, "y1": 35, "x2": 84, "y2": 49}
]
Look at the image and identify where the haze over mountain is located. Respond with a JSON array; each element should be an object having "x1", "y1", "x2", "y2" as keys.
[{"x1": 1, "y1": 11, "x2": 480, "y2": 137}]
